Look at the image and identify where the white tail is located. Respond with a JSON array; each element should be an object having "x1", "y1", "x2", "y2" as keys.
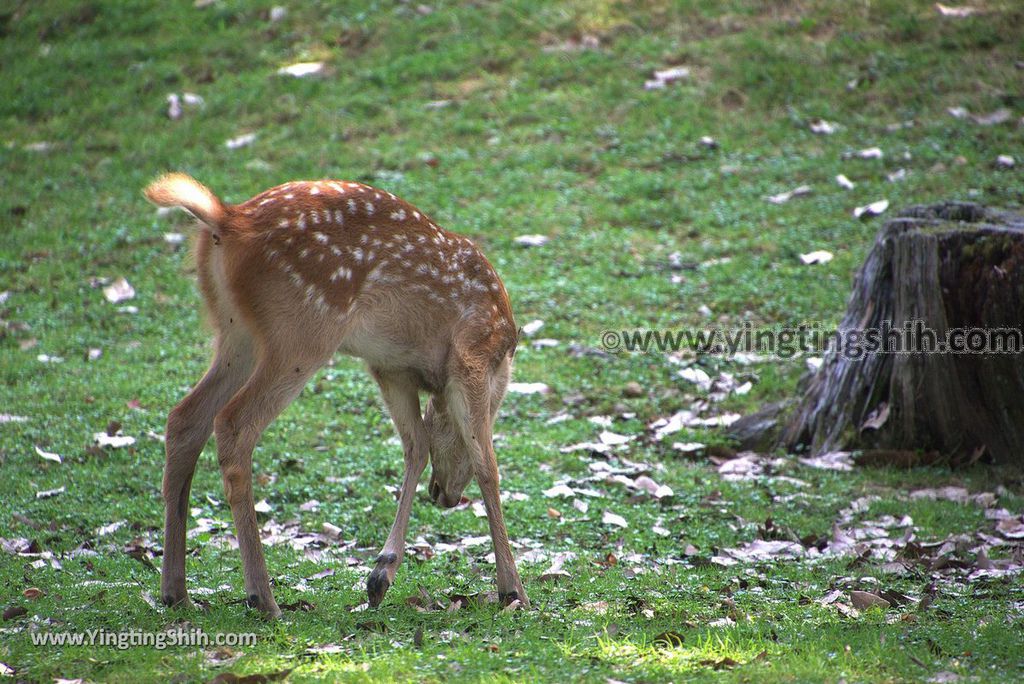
[{"x1": 146, "y1": 174, "x2": 526, "y2": 616}]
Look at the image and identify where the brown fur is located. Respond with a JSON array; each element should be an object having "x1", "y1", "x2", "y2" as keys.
[{"x1": 146, "y1": 174, "x2": 527, "y2": 616}]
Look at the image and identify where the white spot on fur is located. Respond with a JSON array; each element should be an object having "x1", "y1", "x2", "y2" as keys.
[
  {"x1": 296, "y1": 214, "x2": 307, "y2": 230},
  {"x1": 330, "y1": 245, "x2": 342, "y2": 256},
  {"x1": 352, "y1": 247, "x2": 364, "y2": 263},
  {"x1": 314, "y1": 232, "x2": 329, "y2": 244},
  {"x1": 347, "y1": 199, "x2": 358, "y2": 213},
  {"x1": 310, "y1": 186, "x2": 320, "y2": 195},
  {"x1": 390, "y1": 209, "x2": 407, "y2": 221},
  {"x1": 365, "y1": 201, "x2": 375, "y2": 215},
  {"x1": 333, "y1": 209, "x2": 345, "y2": 224}
]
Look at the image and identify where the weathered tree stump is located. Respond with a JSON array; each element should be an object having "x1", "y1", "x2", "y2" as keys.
[{"x1": 775, "y1": 202, "x2": 1024, "y2": 466}]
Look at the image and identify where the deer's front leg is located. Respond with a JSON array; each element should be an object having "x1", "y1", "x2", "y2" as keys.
[{"x1": 367, "y1": 369, "x2": 429, "y2": 608}]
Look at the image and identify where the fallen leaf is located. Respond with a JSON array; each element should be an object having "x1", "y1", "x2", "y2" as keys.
[
  {"x1": 996, "y1": 155, "x2": 1015, "y2": 169},
  {"x1": 856, "y1": 147, "x2": 884, "y2": 159},
  {"x1": 644, "y1": 66, "x2": 690, "y2": 90},
  {"x1": 850, "y1": 590, "x2": 890, "y2": 610},
  {"x1": 598, "y1": 430, "x2": 633, "y2": 446},
  {"x1": 167, "y1": 93, "x2": 182, "y2": 120},
  {"x1": 521, "y1": 319, "x2": 544, "y2": 336},
  {"x1": 887, "y1": 168, "x2": 907, "y2": 182},
  {"x1": 513, "y1": 234, "x2": 549, "y2": 247},
  {"x1": 853, "y1": 199, "x2": 889, "y2": 219},
  {"x1": 544, "y1": 483, "x2": 576, "y2": 498},
  {"x1": 224, "y1": 133, "x2": 257, "y2": 149},
  {"x1": 972, "y1": 109, "x2": 1010, "y2": 126},
  {"x1": 277, "y1": 61, "x2": 326, "y2": 78},
  {"x1": 800, "y1": 250, "x2": 834, "y2": 265},
  {"x1": 679, "y1": 367, "x2": 712, "y2": 390},
  {"x1": 35, "y1": 445, "x2": 62, "y2": 464},
  {"x1": 633, "y1": 475, "x2": 673, "y2": 499},
  {"x1": 96, "y1": 521, "x2": 126, "y2": 536},
  {"x1": 94, "y1": 432, "x2": 135, "y2": 448},
  {"x1": 799, "y1": 451, "x2": 854, "y2": 471},
  {"x1": 809, "y1": 119, "x2": 838, "y2": 135},
  {"x1": 102, "y1": 277, "x2": 135, "y2": 303},
  {"x1": 767, "y1": 185, "x2": 812, "y2": 204},
  {"x1": 650, "y1": 410, "x2": 695, "y2": 440},
  {"x1": 936, "y1": 3, "x2": 978, "y2": 17},
  {"x1": 602, "y1": 510, "x2": 629, "y2": 528}
]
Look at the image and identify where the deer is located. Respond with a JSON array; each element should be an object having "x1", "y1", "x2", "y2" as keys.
[{"x1": 144, "y1": 173, "x2": 528, "y2": 618}]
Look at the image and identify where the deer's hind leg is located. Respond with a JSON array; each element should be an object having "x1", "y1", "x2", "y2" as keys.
[{"x1": 212, "y1": 334, "x2": 333, "y2": 617}]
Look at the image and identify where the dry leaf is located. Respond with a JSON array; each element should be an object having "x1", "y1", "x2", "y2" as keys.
[
  {"x1": 521, "y1": 319, "x2": 544, "y2": 336},
  {"x1": 35, "y1": 445, "x2": 62, "y2": 464},
  {"x1": 853, "y1": 199, "x2": 889, "y2": 219},
  {"x1": 36, "y1": 486, "x2": 65, "y2": 499},
  {"x1": 644, "y1": 66, "x2": 690, "y2": 90},
  {"x1": 800, "y1": 250, "x2": 834, "y2": 265},
  {"x1": 936, "y1": 3, "x2": 978, "y2": 17},
  {"x1": 277, "y1": 61, "x2": 326, "y2": 78},
  {"x1": 836, "y1": 174, "x2": 855, "y2": 190},
  {"x1": 94, "y1": 432, "x2": 135, "y2": 448},
  {"x1": 850, "y1": 590, "x2": 890, "y2": 610},
  {"x1": 103, "y1": 277, "x2": 135, "y2": 303},
  {"x1": 767, "y1": 185, "x2": 812, "y2": 204},
  {"x1": 513, "y1": 234, "x2": 549, "y2": 247},
  {"x1": 602, "y1": 510, "x2": 629, "y2": 528},
  {"x1": 224, "y1": 133, "x2": 257, "y2": 149},
  {"x1": 543, "y1": 483, "x2": 576, "y2": 499},
  {"x1": 809, "y1": 119, "x2": 838, "y2": 135}
]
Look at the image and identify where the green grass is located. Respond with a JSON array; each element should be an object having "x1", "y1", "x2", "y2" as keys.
[{"x1": 2, "y1": 0, "x2": 1024, "y2": 681}]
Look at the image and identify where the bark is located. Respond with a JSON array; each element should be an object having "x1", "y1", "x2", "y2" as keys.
[{"x1": 777, "y1": 202, "x2": 1024, "y2": 466}]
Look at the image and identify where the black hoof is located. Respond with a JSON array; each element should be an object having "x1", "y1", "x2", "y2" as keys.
[
  {"x1": 498, "y1": 590, "x2": 520, "y2": 606},
  {"x1": 366, "y1": 569, "x2": 391, "y2": 608},
  {"x1": 162, "y1": 593, "x2": 189, "y2": 608}
]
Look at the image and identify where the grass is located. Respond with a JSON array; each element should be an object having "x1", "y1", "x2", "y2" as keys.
[{"x1": 2, "y1": 0, "x2": 1024, "y2": 681}]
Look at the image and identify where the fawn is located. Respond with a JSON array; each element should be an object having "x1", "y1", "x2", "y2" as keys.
[{"x1": 145, "y1": 173, "x2": 527, "y2": 617}]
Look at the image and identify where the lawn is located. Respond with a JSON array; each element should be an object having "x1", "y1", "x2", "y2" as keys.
[{"x1": 1, "y1": 0, "x2": 1023, "y2": 681}]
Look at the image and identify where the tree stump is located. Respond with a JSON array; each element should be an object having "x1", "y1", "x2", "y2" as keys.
[{"x1": 778, "y1": 202, "x2": 1024, "y2": 467}]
